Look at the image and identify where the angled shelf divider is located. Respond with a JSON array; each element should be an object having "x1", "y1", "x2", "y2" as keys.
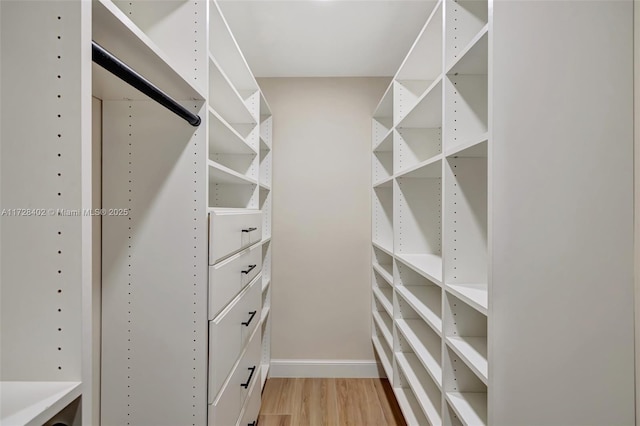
[
  {"x1": 444, "y1": 0, "x2": 488, "y2": 70},
  {"x1": 209, "y1": 55, "x2": 257, "y2": 125},
  {"x1": 373, "y1": 83, "x2": 394, "y2": 149}
]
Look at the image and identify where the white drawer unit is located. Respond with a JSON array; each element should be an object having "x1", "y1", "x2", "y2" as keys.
[
  {"x1": 209, "y1": 243, "x2": 263, "y2": 319},
  {"x1": 238, "y1": 373, "x2": 261, "y2": 426},
  {"x1": 209, "y1": 327, "x2": 261, "y2": 425},
  {"x1": 209, "y1": 209, "x2": 262, "y2": 265},
  {"x1": 209, "y1": 275, "x2": 262, "y2": 403}
]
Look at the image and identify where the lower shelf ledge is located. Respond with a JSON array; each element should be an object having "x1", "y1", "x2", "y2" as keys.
[
  {"x1": 1, "y1": 381, "x2": 81, "y2": 426},
  {"x1": 446, "y1": 391, "x2": 487, "y2": 426}
]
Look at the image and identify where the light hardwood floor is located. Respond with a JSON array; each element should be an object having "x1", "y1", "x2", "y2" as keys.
[{"x1": 258, "y1": 378, "x2": 407, "y2": 426}]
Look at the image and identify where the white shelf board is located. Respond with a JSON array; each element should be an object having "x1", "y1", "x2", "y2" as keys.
[
  {"x1": 373, "y1": 81, "x2": 394, "y2": 119},
  {"x1": 372, "y1": 335, "x2": 393, "y2": 380},
  {"x1": 395, "y1": 352, "x2": 442, "y2": 425},
  {"x1": 373, "y1": 128, "x2": 394, "y2": 152},
  {"x1": 209, "y1": 107, "x2": 256, "y2": 155},
  {"x1": 396, "y1": 285, "x2": 442, "y2": 334},
  {"x1": 393, "y1": 387, "x2": 429, "y2": 426},
  {"x1": 372, "y1": 241, "x2": 394, "y2": 258},
  {"x1": 259, "y1": 182, "x2": 272, "y2": 192},
  {"x1": 446, "y1": 392, "x2": 487, "y2": 426},
  {"x1": 445, "y1": 134, "x2": 488, "y2": 158},
  {"x1": 92, "y1": 0, "x2": 204, "y2": 101},
  {"x1": 261, "y1": 306, "x2": 271, "y2": 324},
  {"x1": 446, "y1": 25, "x2": 489, "y2": 75},
  {"x1": 262, "y1": 236, "x2": 272, "y2": 245},
  {"x1": 373, "y1": 286, "x2": 394, "y2": 316},
  {"x1": 262, "y1": 277, "x2": 271, "y2": 292},
  {"x1": 373, "y1": 176, "x2": 394, "y2": 188},
  {"x1": 0, "y1": 381, "x2": 81, "y2": 426},
  {"x1": 261, "y1": 364, "x2": 270, "y2": 389},
  {"x1": 396, "y1": 319, "x2": 442, "y2": 387},
  {"x1": 208, "y1": 160, "x2": 258, "y2": 186},
  {"x1": 209, "y1": 54, "x2": 256, "y2": 125},
  {"x1": 397, "y1": 77, "x2": 443, "y2": 129},
  {"x1": 372, "y1": 262, "x2": 394, "y2": 286},
  {"x1": 372, "y1": 311, "x2": 393, "y2": 348},
  {"x1": 446, "y1": 283, "x2": 488, "y2": 315},
  {"x1": 446, "y1": 336, "x2": 488, "y2": 384},
  {"x1": 395, "y1": 154, "x2": 442, "y2": 179},
  {"x1": 396, "y1": 254, "x2": 443, "y2": 285}
]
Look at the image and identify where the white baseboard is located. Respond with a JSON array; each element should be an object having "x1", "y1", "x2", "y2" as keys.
[{"x1": 269, "y1": 359, "x2": 385, "y2": 378}]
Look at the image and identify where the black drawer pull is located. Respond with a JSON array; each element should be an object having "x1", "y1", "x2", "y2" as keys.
[
  {"x1": 242, "y1": 311, "x2": 257, "y2": 326},
  {"x1": 248, "y1": 422, "x2": 256, "y2": 426},
  {"x1": 241, "y1": 264, "x2": 257, "y2": 275},
  {"x1": 240, "y1": 366, "x2": 256, "y2": 388},
  {"x1": 242, "y1": 227, "x2": 257, "y2": 233}
]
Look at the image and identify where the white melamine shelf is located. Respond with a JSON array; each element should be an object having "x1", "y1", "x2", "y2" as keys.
[
  {"x1": 92, "y1": 0, "x2": 204, "y2": 101},
  {"x1": 396, "y1": 254, "x2": 443, "y2": 285},
  {"x1": 446, "y1": 392, "x2": 487, "y2": 426},
  {"x1": 259, "y1": 182, "x2": 272, "y2": 192},
  {"x1": 394, "y1": 387, "x2": 429, "y2": 426},
  {"x1": 373, "y1": 128, "x2": 394, "y2": 152},
  {"x1": 372, "y1": 335, "x2": 393, "y2": 379},
  {"x1": 0, "y1": 381, "x2": 81, "y2": 426},
  {"x1": 372, "y1": 262, "x2": 393, "y2": 286},
  {"x1": 396, "y1": 352, "x2": 442, "y2": 425},
  {"x1": 446, "y1": 336, "x2": 488, "y2": 384},
  {"x1": 373, "y1": 311, "x2": 393, "y2": 348},
  {"x1": 373, "y1": 176, "x2": 394, "y2": 188},
  {"x1": 209, "y1": 55, "x2": 256, "y2": 125},
  {"x1": 208, "y1": 160, "x2": 258, "y2": 186},
  {"x1": 397, "y1": 78, "x2": 443, "y2": 129},
  {"x1": 209, "y1": 107, "x2": 256, "y2": 155},
  {"x1": 447, "y1": 283, "x2": 488, "y2": 315},
  {"x1": 446, "y1": 134, "x2": 488, "y2": 158},
  {"x1": 395, "y1": 155, "x2": 442, "y2": 179},
  {"x1": 261, "y1": 306, "x2": 271, "y2": 324},
  {"x1": 373, "y1": 286, "x2": 394, "y2": 316},
  {"x1": 372, "y1": 241, "x2": 394, "y2": 258},
  {"x1": 447, "y1": 25, "x2": 489, "y2": 75},
  {"x1": 396, "y1": 320, "x2": 442, "y2": 387},
  {"x1": 396, "y1": 285, "x2": 442, "y2": 334},
  {"x1": 262, "y1": 278, "x2": 271, "y2": 292}
]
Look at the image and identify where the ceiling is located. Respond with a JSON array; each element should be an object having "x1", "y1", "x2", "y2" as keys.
[{"x1": 218, "y1": 0, "x2": 436, "y2": 78}]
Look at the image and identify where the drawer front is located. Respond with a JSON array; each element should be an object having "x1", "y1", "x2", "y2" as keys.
[
  {"x1": 237, "y1": 358, "x2": 262, "y2": 426},
  {"x1": 209, "y1": 244, "x2": 262, "y2": 319},
  {"x1": 209, "y1": 276, "x2": 262, "y2": 403},
  {"x1": 209, "y1": 210, "x2": 262, "y2": 265},
  {"x1": 209, "y1": 328, "x2": 262, "y2": 424}
]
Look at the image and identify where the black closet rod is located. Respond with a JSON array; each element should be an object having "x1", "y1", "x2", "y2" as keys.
[{"x1": 92, "y1": 41, "x2": 201, "y2": 127}]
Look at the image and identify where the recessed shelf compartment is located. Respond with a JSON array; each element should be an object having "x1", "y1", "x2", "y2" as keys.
[
  {"x1": 372, "y1": 327, "x2": 393, "y2": 380},
  {"x1": 374, "y1": 128, "x2": 394, "y2": 153},
  {"x1": 394, "y1": 2, "x2": 443, "y2": 126},
  {"x1": 373, "y1": 271, "x2": 394, "y2": 316},
  {"x1": 209, "y1": 55, "x2": 257, "y2": 125},
  {"x1": 444, "y1": 293, "x2": 487, "y2": 383},
  {"x1": 373, "y1": 186, "x2": 394, "y2": 253},
  {"x1": 373, "y1": 301, "x2": 394, "y2": 348},
  {"x1": 373, "y1": 150, "x2": 394, "y2": 184},
  {"x1": 395, "y1": 351, "x2": 442, "y2": 426},
  {"x1": 395, "y1": 159, "x2": 442, "y2": 285},
  {"x1": 373, "y1": 83, "x2": 394, "y2": 148},
  {"x1": 396, "y1": 260, "x2": 442, "y2": 333},
  {"x1": 444, "y1": 0, "x2": 488, "y2": 70},
  {"x1": 209, "y1": 108, "x2": 256, "y2": 155},
  {"x1": 396, "y1": 301, "x2": 442, "y2": 387},
  {"x1": 444, "y1": 30, "x2": 487, "y2": 152},
  {"x1": 396, "y1": 79, "x2": 443, "y2": 130},
  {"x1": 92, "y1": 0, "x2": 205, "y2": 101},
  {"x1": 393, "y1": 368, "x2": 430, "y2": 426},
  {"x1": 372, "y1": 245, "x2": 394, "y2": 282},
  {"x1": 444, "y1": 346, "x2": 487, "y2": 426},
  {"x1": 444, "y1": 145, "x2": 487, "y2": 314},
  {"x1": 395, "y1": 127, "x2": 442, "y2": 176}
]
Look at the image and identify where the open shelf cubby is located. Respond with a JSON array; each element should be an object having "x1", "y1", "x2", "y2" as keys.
[
  {"x1": 373, "y1": 83, "x2": 394, "y2": 151},
  {"x1": 396, "y1": 258, "x2": 442, "y2": 335},
  {"x1": 395, "y1": 348, "x2": 442, "y2": 426},
  {"x1": 393, "y1": 366, "x2": 430, "y2": 426},
  {"x1": 444, "y1": 347, "x2": 487, "y2": 426},
  {"x1": 394, "y1": 159, "x2": 442, "y2": 285},
  {"x1": 372, "y1": 245, "x2": 394, "y2": 283},
  {"x1": 373, "y1": 296, "x2": 394, "y2": 349},
  {"x1": 373, "y1": 269, "x2": 394, "y2": 315},
  {"x1": 444, "y1": 142, "x2": 488, "y2": 314},
  {"x1": 394, "y1": 2, "x2": 442, "y2": 127},
  {"x1": 395, "y1": 298, "x2": 442, "y2": 387},
  {"x1": 444, "y1": 292, "x2": 487, "y2": 384},
  {"x1": 444, "y1": 29, "x2": 487, "y2": 153},
  {"x1": 444, "y1": 0, "x2": 488, "y2": 70},
  {"x1": 373, "y1": 151, "x2": 394, "y2": 186},
  {"x1": 373, "y1": 185, "x2": 394, "y2": 253}
]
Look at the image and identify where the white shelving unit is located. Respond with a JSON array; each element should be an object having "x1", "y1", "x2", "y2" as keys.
[{"x1": 371, "y1": 0, "x2": 634, "y2": 424}]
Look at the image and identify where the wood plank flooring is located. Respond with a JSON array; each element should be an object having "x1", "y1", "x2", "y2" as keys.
[{"x1": 259, "y1": 378, "x2": 406, "y2": 426}]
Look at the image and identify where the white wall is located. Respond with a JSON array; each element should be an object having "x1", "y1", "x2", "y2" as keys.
[{"x1": 258, "y1": 78, "x2": 390, "y2": 376}]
